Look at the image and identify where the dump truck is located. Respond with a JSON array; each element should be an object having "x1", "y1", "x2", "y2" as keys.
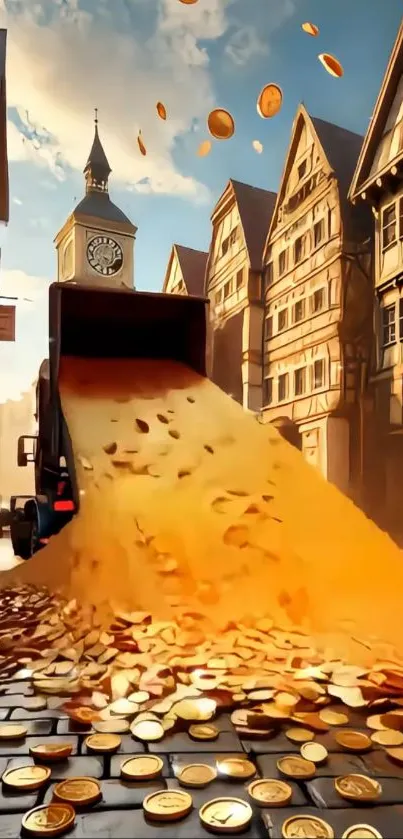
[{"x1": 4, "y1": 282, "x2": 208, "y2": 560}]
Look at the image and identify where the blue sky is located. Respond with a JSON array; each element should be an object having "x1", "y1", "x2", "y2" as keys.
[{"x1": 0, "y1": 0, "x2": 402, "y2": 400}]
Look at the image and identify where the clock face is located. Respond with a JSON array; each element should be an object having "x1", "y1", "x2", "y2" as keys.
[{"x1": 86, "y1": 235, "x2": 123, "y2": 276}]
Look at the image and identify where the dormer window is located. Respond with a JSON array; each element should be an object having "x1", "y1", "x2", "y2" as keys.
[{"x1": 298, "y1": 160, "x2": 307, "y2": 180}]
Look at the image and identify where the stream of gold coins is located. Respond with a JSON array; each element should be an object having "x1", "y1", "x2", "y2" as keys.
[{"x1": 1, "y1": 586, "x2": 402, "y2": 837}]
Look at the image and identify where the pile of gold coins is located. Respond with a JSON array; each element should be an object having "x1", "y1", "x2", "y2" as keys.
[{"x1": 1, "y1": 586, "x2": 403, "y2": 836}]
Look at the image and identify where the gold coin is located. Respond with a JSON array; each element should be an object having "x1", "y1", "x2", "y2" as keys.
[
  {"x1": 285, "y1": 727, "x2": 315, "y2": 743},
  {"x1": 21, "y1": 803, "x2": 75, "y2": 837},
  {"x1": 85, "y1": 733, "x2": 121, "y2": 753},
  {"x1": 247, "y1": 778, "x2": 292, "y2": 807},
  {"x1": 189, "y1": 724, "x2": 219, "y2": 741},
  {"x1": 197, "y1": 140, "x2": 212, "y2": 157},
  {"x1": 385, "y1": 746, "x2": 403, "y2": 765},
  {"x1": 93, "y1": 719, "x2": 129, "y2": 734},
  {"x1": 277, "y1": 756, "x2": 316, "y2": 780},
  {"x1": 282, "y1": 814, "x2": 334, "y2": 838},
  {"x1": 120, "y1": 755, "x2": 164, "y2": 780},
  {"x1": 177, "y1": 764, "x2": 217, "y2": 788},
  {"x1": 335, "y1": 774, "x2": 382, "y2": 802},
  {"x1": 0, "y1": 723, "x2": 27, "y2": 740},
  {"x1": 53, "y1": 777, "x2": 102, "y2": 806},
  {"x1": 178, "y1": 0, "x2": 199, "y2": 4},
  {"x1": 217, "y1": 758, "x2": 256, "y2": 780},
  {"x1": 2, "y1": 765, "x2": 51, "y2": 790},
  {"x1": 207, "y1": 109, "x2": 235, "y2": 141},
  {"x1": 342, "y1": 827, "x2": 383, "y2": 839},
  {"x1": 131, "y1": 719, "x2": 164, "y2": 742},
  {"x1": 29, "y1": 743, "x2": 73, "y2": 761},
  {"x1": 143, "y1": 789, "x2": 193, "y2": 822},
  {"x1": 335, "y1": 731, "x2": 372, "y2": 752},
  {"x1": 256, "y1": 83, "x2": 283, "y2": 119},
  {"x1": 300, "y1": 742, "x2": 328, "y2": 764},
  {"x1": 156, "y1": 102, "x2": 167, "y2": 120},
  {"x1": 318, "y1": 53, "x2": 344, "y2": 78},
  {"x1": 319, "y1": 709, "x2": 349, "y2": 726},
  {"x1": 137, "y1": 132, "x2": 147, "y2": 156},
  {"x1": 371, "y1": 729, "x2": 403, "y2": 747},
  {"x1": 200, "y1": 797, "x2": 252, "y2": 833},
  {"x1": 302, "y1": 22, "x2": 319, "y2": 36}
]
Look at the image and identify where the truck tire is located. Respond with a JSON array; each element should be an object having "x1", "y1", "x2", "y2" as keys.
[{"x1": 10, "y1": 510, "x2": 38, "y2": 560}]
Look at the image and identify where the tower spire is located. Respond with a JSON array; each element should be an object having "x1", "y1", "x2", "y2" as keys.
[{"x1": 83, "y1": 109, "x2": 111, "y2": 194}]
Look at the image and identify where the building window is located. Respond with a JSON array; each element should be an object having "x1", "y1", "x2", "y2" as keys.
[
  {"x1": 236, "y1": 268, "x2": 244, "y2": 289},
  {"x1": 263, "y1": 377, "x2": 273, "y2": 405},
  {"x1": 399, "y1": 197, "x2": 403, "y2": 239},
  {"x1": 294, "y1": 367, "x2": 306, "y2": 396},
  {"x1": 294, "y1": 235, "x2": 306, "y2": 264},
  {"x1": 264, "y1": 262, "x2": 273, "y2": 290},
  {"x1": 312, "y1": 288, "x2": 325, "y2": 313},
  {"x1": 328, "y1": 207, "x2": 333, "y2": 237},
  {"x1": 223, "y1": 280, "x2": 232, "y2": 299},
  {"x1": 298, "y1": 160, "x2": 307, "y2": 180},
  {"x1": 313, "y1": 359, "x2": 325, "y2": 389},
  {"x1": 382, "y1": 203, "x2": 397, "y2": 250},
  {"x1": 229, "y1": 227, "x2": 238, "y2": 246},
  {"x1": 400, "y1": 299, "x2": 403, "y2": 339},
  {"x1": 215, "y1": 289, "x2": 222, "y2": 305},
  {"x1": 279, "y1": 249, "x2": 288, "y2": 276},
  {"x1": 278, "y1": 373, "x2": 289, "y2": 402},
  {"x1": 382, "y1": 303, "x2": 396, "y2": 346},
  {"x1": 221, "y1": 238, "x2": 229, "y2": 256},
  {"x1": 265, "y1": 316, "x2": 273, "y2": 339},
  {"x1": 294, "y1": 299, "x2": 305, "y2": 323},
  {"x1": 314, "y1": 219, "x2": 324, "y2": 247},
  {"x1": 278, "y1": 308, "x2": 288, "y2": 331}
]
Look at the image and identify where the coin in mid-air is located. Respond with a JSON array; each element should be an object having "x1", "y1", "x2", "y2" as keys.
[
  {"x1": 247, "y1": 778, "x2": 292, "y2": 807},
  {"x1": 2, "y1": 765, "x2": 51, "y2": 791},
  {"x1": 53, "y1": 777, "x2": 102, "y2": 806},
  {"x1": 207, "y1": 109, "x2": 235, "y2": 140},
  {"x1": 277, "y1": 756, "x2": 316, "y2": 779},
  {"x1": 282, "y1": 814, "x2": 334, "y2": 838},
  {"x1": 335, "y1": 731, "x2": 372, "y2": 752},
  {"x1": 256, "y1": 84, "x2": 283, "y2": 119},
  {"x1": 318, "y1": 53, "x2": 344, "y2": 78},
  {"x1": 131, "y1": 719, "x2": 164, "y2": 742},
  {"x1": 335, "y1": 775, "x2": 382, "y2": 802},
  {"x1": 200, "y1": 797, "x2": 253, "y2": 833},
  {"x1": 301, "y1": 22, "x2": 319, "y2": 36},
  {"x1": 143, "y1": 789, "x2": 193, "y2": 822},
  {"x1": 85, "y1": 733, "x2": 121, "y2": 753},
  {"x1": 21, "y1": 803, "x2": 75, "y2": 837},
  {"x1": 177, "y1": 764, "x2": 217, "y2": 788},
  {"x1": 178, "y1": 0, "x2": 199, "y2": 4},
  {"x1": 197, "y1": 140, "x2": 212, "y2": 157},
  {"x1": 342, "y1": 827, "x2": 383, "y2": 839},
  {"x1": 156, "y1": 102, "x2": 167, "y2": 120},
  {"x1": 0, "y1": 723, "x2": 27, "y2": 740},
  {"x1": 189, "y1": 724, "x2": 219, "y2": 741},
  {"x1": 217, "y1": 758, "x2": 256, "y2": 780},
  {"x1": 300, "y1": 742, "x2": 328, "y2": 764},
  {"x1": 120, "y1": 755, "x2": 164, "y2": 780},
  {"x1": 29, "y1": 743, "x2": 73, "y2": 761}
]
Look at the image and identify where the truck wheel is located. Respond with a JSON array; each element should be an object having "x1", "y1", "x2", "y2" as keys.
[{"x1": 10, "y1": 511, "x2": 38, "y2": 560}]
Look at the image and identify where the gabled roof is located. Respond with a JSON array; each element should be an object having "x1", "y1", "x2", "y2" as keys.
[
  {"x1": 264, "y1": 104, "x2": 367, "y2": 258},
  {"x1": 349, "y1": 19, "x2": 403, "y2": 200},
  {"x1": 230, "y1": 180, "x2": 276, "y2": 271},
  {"x1": 163, "y1": 244, "x2": 208, "y2": 296}
]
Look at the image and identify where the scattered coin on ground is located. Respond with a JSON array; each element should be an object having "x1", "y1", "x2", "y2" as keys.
[
  {"x1": 85, "y1": 733, "x2": 121, "y2": 753},
  {"x1": 0, "y1": 723, "x2": 27, "y2": 740},
  {"x1": 29, "y1": 743, "x2": 73, "y2": 762},
  {"x1": 217, "y1": 758, "x2": 256, "y2": 780},
  {"x1": 21, "y1": 804, "x2": 76, "y2": 837},
  {"x1": 177, "y1": 764, "x2": 217, "y2": 788},
  {"x1": 2, "y1": 765, "x2": 51, "y2": 791},
  {"x1": 341, "y1": 827, "x2": 383, "y2": 839},
  {"x1": 53, "y1": 777, "x2": 102, "y2": 807},
  {"x1": 120, "y1": 755, "x2": 164, "y2": 780},
  {"x1": 285, "y1": 726, "x2": 315, "y2": 743},
  {"x1": 143, "y1": 789, "x2": 193, "y2": 822},
  {"x1": 277, "y1": 756, "x2": 316, "y2": 779},
  {"x1": 282, "y1": 815, "x2": 334, "y2": 838},
  {"x1": 335, "y1": 731, "x2": 372, "y2": 752},
  {"x1": 300, "y1": 741, "x2": 328, "y2": 764},
  {"x1": 199, "y1": 797, "x2": 253, "y2": 834},
  {"x1": 370, "y1": 729, "x2": 403, "y2": 747},
  {"x1": 189, "y1": 723, "x2": 219, "y2": 741},
  {"x1": 131, "y1": 719, "x2": 164, "y2": 742},
  {"x1": 335, "y1": 774, "x2": 382, "y2": 802},
  {"x1": 247, "y1": 778, "x2": 292, "y2": 807}
]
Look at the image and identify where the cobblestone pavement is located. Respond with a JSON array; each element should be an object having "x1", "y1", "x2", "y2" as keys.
[{"x1": 0, "y1": 678, "x2": 403, "y2": 837}]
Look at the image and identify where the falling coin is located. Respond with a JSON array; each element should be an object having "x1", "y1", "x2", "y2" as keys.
[
  {"x1": 302, "y1": 22, "x2": 319, "y2": 36},
  {"x1": 178, "y1": 0, "x2": 199, "y2": 4},
  {"x1": 0, "y1": 723, "x2": 27, "y2": 740},
  {"x1": 335, "y1": 774, "x2": 382, "y2": 803},
  {"x1": 285, "y1": 727, "x2": 315, "y2": 743},
  {"x1": 189, "y1": 724, "x2": 219, "y2": 741},
  {"x1": 22, "y1": 803, "x2": 75, "y2": 837},
  {"x1": 300, "y1": 742, "x2": 328, "y2": 764},
  {"x1": 277, "y1": 756, "x2": 316, "y2": 780},
  {"x1": 256, "y1": 84, "x2": 283, "y2": 119},
  {"x1": 53, "y1": 777, "x2": 102, "y2": 806},
  {"x1": 200, "y1": 797, "x2": 252, "y2": 834},
  {"x1": 217, "y1": 758, "x2": 256, "y2": 780},
  {"x1": 131, "y1": 719, "x2": 164, "y2": 742},
  {"x1": 207, "y1": 109, "x2": 235, "y2": 140},
  {"x1": 2, "y1": 765, "x2": 51, "y2": 791},
  {"x1": 282, "y1": 814, "x2": 334, "y2": 838},
  {"x1": 120, "y1": 755, "x2": 164, "y2": 780},
  {"x1": 137, "y1": 132, "x2": 147, "y2": 156},
  {"x1": 335, "y1": 731, "x2": 372, "y2": 752},
  {"x1": 29, "y1": 743, "x2": 73, "y2": 762},
  {"x1": 318, "y1": 53, "x2": 344, "y2": 78},
  {"x1": 320, "y1": 709, "x2": 349, "y2": 726},
  {"x1": 371, "y1": 729, "x2": 403, "y2": 746},
  {"x1": 156, "y1": 102, "x2": 167, "y2": 120},
  {"x1": 247, "y1": 778, "x2": 292, "y2": 807},
  {"x1": 143, "y1": 789, "x2": 193, "y2": 822},
  {"x1": 197, "y1": 140, "x2": 212, "y2": 157},
  {"x1": 342, "y1": 827, "x2": 383, "y2": 839},
  {"x1": 252, "y1": 140, "x2": 263, "y2": 154},
  {"x1": 85, "y1": 733, "x2": 121, "y2": 753},
  {"x1": 177, "y1": 764, "x2": 217, "y2": 788}
]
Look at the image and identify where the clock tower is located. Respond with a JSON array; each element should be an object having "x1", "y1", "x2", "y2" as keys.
[{"x1": 54, "y1": 112, "x2": 137, "y2": 288}]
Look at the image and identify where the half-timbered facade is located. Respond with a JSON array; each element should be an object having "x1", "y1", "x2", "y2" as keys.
[
  {"x1": 262, "y1": 105, "x2": 372, "y2": 501},
  {"x1": 163, "y1": 244, "x2": 208, "y2": 297}
]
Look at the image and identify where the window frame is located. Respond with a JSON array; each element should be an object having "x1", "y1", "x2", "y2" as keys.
[
  {"x1": 236, "y1": 268, "x2": 244, "y2": 289},
  {"x1": 279, "y1": 249, "x2": 288, "y2": 276},
  {"x1": 278, "y1": 307, "x2": 288, "y2": 332},
  {"x1": 223, "y1": 279, "x2": 232, "y2": 299},
  {"x1": 382, "y1": 303, "x2": 396, "y2": 347},
  {"x1": 381, "y1": 201, "x2": 397, "y2": 251},
  {"x1": 312, "y1": 358, "x2": 325, "y2": 390},
  {"x1": 215, "y1": 288, "x2": 223, "y2": 305},
  {"x1": 294, "y1": 234, "x2": 306, "y2": 264},
  {"x1": 294, "y1": 298, "x2": 305, "y2": 323},
  {"x1": 264, "y1": 262, "x2": 273, "y2": 290},
  {"x1": 264, "y1": 315, "x2": 273, "y2": 340},
  {"x1": 313, "y1": 218, "x2": 325, "y2": 248},
  {"x1": 312, "y1": 287, "x2": 325, "y2": 313},
  {"x1": 294, "y1": 366, "x2": 306, "y2": 396},
  {"x1": 278, "y1": 372, "x2": 289, "y2": 402},
  {"x1": 263, "y1": 377, "x2": 273, "y2": 405}
]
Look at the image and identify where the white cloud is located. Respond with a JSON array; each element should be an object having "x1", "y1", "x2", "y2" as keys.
[
  {"x1": 1, "y1": 0, "x2": 235, "y2": 201},
  {"x1": 225, "y1": 26, "x2": 268, "y2": 66},
  {"x1": 12, "y1": 196, "x2": 22, "y2": 205}
]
